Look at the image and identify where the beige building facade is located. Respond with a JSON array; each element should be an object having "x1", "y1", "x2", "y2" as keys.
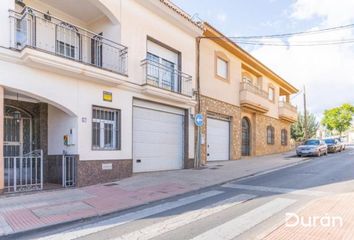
[{"x1": 198, "y1": 24, "x2": 298, "y2": 164}]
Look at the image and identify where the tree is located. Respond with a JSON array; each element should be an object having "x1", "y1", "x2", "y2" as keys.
[
  {"x1": 291, "y1": 112, "x2": 319, "y2": 142},
  {"x1": 321, "y1": 103, "x2": 354, "y2": 136}
]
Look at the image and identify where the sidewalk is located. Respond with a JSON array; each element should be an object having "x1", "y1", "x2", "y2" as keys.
[
  {"x1": 263, "y1": 193, "x2": 354, "y2": 240},
  {"x1": 0, "y1": 151, "x2": 306, "y2": 236}
]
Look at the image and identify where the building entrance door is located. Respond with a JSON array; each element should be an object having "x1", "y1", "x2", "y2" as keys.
[
  {"x1": 242, "y1": 117, "x2": 251, "y2": 156},
  {"x1": 4, "y1": 106, "x2": 32, "y2": 157}
]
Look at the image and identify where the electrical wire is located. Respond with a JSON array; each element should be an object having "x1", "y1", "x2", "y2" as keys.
[
  {"x1": 201, "y1": 22, "x2": 354, "y2": 46},
  {"x1": 231, "y1": 23, "x2": 354, "y2": 39},
  {"x1": 235, "y1": 39, "x2": 354, "y2": 46}
]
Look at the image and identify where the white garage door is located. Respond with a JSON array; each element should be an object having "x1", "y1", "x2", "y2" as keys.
[
  {"x1": 133, "y1": 100, "x2": 184, "y2": 173},
  {"x1": 207, "y1": 118, "x2": 230, "y2": 161}
]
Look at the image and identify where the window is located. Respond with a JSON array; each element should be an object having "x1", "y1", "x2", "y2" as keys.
[
  {"x1": 91, "y1": 33, "x2": 103, "y2": 67},
  {"x1": 146, "y1": 52, "x2": 175, "y2": 90},
  {"x1": 56, "y1": 22, "x2": 80, "y2": 59},
  {"x1": 268, "y1": 87, "x2": 275, "y2": 101},
  {"x1": 216, "y1": 57, "x2": 228, "y2": 79},
  {"x1": 92, "y1": 106, "x2": 120, "y2": 150},
  {"x1": 281, "y1": 129, "x2": 288, "y2": 146},
  {"x1": 15, "y1": 18, "x2": 27, "y2": 47},
  {"x1": 147, "y1": 52, "x2": 160, "y2": 82},
  {"x1": 267, "y1": 125, "x2": 275, "y2": 145},
  {"x1": 161, "y1": 58, "x2": 175, "y2": 88},
  {"x1": 57, "y1": 41, "x2": 75, "y2": 58}
]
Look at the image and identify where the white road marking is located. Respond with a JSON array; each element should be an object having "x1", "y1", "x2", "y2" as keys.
[
  {"x1": 38, "y1": 190, "x2": 224, "y2": 240},
  {"x1": 110, "y1": 194, "x2": 256, "y2": 240},
  {"x1": 222, "y1": 183, "x2": 330, "y2": 197},
  {"x1": 190, "y1": 198, "x2": 296, "y2": 240},
  {"x1": 0, "y1": 215, "x2": 13, "y2": 236}
]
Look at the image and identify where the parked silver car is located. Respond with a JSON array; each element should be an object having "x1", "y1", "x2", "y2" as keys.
[
  {"x1": 296, "y1": 139, "x2": 328, "y2": 157},
  {"x1": 336, "y1": 138, "x2": 346, "y2": 151},
  {"x1": 324, "y1": 138, "x2": 342, "y2": 153}
]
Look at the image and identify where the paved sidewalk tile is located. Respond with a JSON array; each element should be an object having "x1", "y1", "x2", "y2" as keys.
[
  {"x1": 263, "y1": 193, "x2": 354, "y2": 240},
  {"x1": 0, "y1": 151, "x2": 306, "y2": 236}
]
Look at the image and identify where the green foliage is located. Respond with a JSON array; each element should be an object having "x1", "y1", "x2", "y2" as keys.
[
  {"x1": 291, "y1": 112, "x2": 319, "y2": 141},
  {"x1": 321, "y1": 104, "x2": 354, "y2": 136}
]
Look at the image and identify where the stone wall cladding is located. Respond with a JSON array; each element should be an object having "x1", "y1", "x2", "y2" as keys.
[
  {"x1": 77, "y1": 159, "x2": 132, "y2": 187},
  {"x1": 199, "y1": 95, "x2": 242, "y2": 163},
  {"x1": 46, "y1": 155, "x2": 63, "y2": 184},
  {"x1": 253, "y1": 113, "x2": 293, "y2": 156}
]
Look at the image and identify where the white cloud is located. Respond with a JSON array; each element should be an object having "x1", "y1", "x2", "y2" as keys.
[
  {"x1": 251, "y1": 0, "x2": 354, "y2": 116},
  {"x1": 216, "y1": 13, "x2": 227, "y2": 22},
  {"x1": 291, "y1": 0, "x2": 354, "y2": 25}
]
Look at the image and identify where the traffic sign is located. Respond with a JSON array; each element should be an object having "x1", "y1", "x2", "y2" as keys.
[{"x1": 195, "y1": 113, "x2": 204, "y2": 127}]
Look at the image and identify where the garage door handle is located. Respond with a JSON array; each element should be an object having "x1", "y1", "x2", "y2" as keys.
[{"x1": 136, "y1": 159, "x2": 141, "y2": 163}]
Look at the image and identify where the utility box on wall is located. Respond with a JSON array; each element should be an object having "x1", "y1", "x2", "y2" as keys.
[{"x1": 64, "y1": 128, "x2": 76, "y2": 146}]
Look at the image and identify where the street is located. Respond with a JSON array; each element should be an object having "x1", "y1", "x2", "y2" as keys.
[{"x1": 11, "y1": 147, "x2": 354, "y2": 240}]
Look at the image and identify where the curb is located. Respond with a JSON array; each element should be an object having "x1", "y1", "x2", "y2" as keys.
[{"x1": 3, "y1": 157, "x2": 312, "y2": 239}]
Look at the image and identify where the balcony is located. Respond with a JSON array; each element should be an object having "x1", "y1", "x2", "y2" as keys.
[
  {"x1": 9, "y1": 7, "x2": 128, "y2": 77},
  {"x1": 240, "y1": 82, "x2": 269, "y2": 113},
  {"x1": 141, "y1": 59, "x2": 193, "y2": 98},
  {"x1": 279, "y1": 101, "x2": 298, "y2": 123}
]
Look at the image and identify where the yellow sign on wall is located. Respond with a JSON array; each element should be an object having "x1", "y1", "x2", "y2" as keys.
[{"x1": 103, "y1": 91, "x2": 112, "y2": 102}]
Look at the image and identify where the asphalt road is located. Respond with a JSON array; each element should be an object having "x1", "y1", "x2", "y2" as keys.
[{"x1": 14, "y1": 147, "x2": 354, "y2": 240}]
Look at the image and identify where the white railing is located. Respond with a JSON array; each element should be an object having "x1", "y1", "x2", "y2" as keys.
[
  {"x1": 141, "y1": 59, "x2": 193, "y2": 97},
  {"x1": 9, "y1": 7, "x2": 128, "y2": 75},
  {"x1": 4, "y1": 149, "x2": 43, "y2": 193}
]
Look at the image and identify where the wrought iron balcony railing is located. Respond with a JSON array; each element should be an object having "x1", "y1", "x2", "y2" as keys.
[
  {"x1": 9, "y1": 7, "x2": 128, "y2": 75},
  {"x1": 141, "y1": 59, "x2": 193, "y2": 97}
]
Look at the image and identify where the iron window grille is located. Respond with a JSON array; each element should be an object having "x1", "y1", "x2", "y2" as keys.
[
  {"x1": 92, "y1": 106, "x2": 121, "y2": 150},
  {"x1": 281, "y1": 129, "x2": 288, "y2": 146},
  {"x1": 267, "y1": 125, "x2": 275, "y2": 145}
]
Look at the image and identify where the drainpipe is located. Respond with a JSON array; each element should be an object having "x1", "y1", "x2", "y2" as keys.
[
  {"x1": 194, "y1": 37, "x2": 201, "y2": 168},
  {"x1": 196, "y1": 37, "x2": 201, "y2": 113}
]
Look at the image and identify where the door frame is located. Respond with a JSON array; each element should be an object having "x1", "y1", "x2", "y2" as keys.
[
  {"x1": 4, "y1": 105, "x2": 33, "y2": 157},
  {"x1": 241, "y1": 117, "x2": 251, "y2": 156},
  {"x1": 132, "y1": 99, "x2": 185, "y2": 173},
  {"x1": 206, "y1": 115, "x2": 231, "y2": 161}
]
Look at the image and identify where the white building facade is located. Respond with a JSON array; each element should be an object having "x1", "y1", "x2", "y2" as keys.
[{"x1": 0, "y1": 0, "x2": 201, "y2": 192}]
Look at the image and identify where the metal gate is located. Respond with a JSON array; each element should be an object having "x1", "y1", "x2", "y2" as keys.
[
  {"x1": 4, "y1": 106, "x2": 32, "y2": 157},
  {"x1": 4, "y1": 150, "x2": 43, "y2": 192},
  {"x1": 62, "y1": 154, "x2": 76, "y2": 187},
  {"x1": 242, "y1": 117, "x2": 251, "y2": 156}
]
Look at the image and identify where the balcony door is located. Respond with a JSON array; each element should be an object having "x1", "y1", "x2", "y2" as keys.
[
  {"x1": 146, "y1": 40, "x2": 179, "y2": 92},
  {"x1": 91, "y1": 33, "x2": 103, "y2": 67},
  {"x1": 56, "y1": 23, "x2": 80, "y2": 60}
]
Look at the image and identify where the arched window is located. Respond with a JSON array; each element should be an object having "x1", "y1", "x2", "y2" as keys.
[
  {"x1": 267, "y1": 125, "x2": 275, "y2": 145},
  {"x1": 281, "y1": 129, "x2": 288, "y2": 146}
]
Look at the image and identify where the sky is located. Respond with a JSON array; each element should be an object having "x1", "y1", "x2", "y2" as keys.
[{"x1": 172, "y1": 0, "x2": 354, "y2": 118}]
